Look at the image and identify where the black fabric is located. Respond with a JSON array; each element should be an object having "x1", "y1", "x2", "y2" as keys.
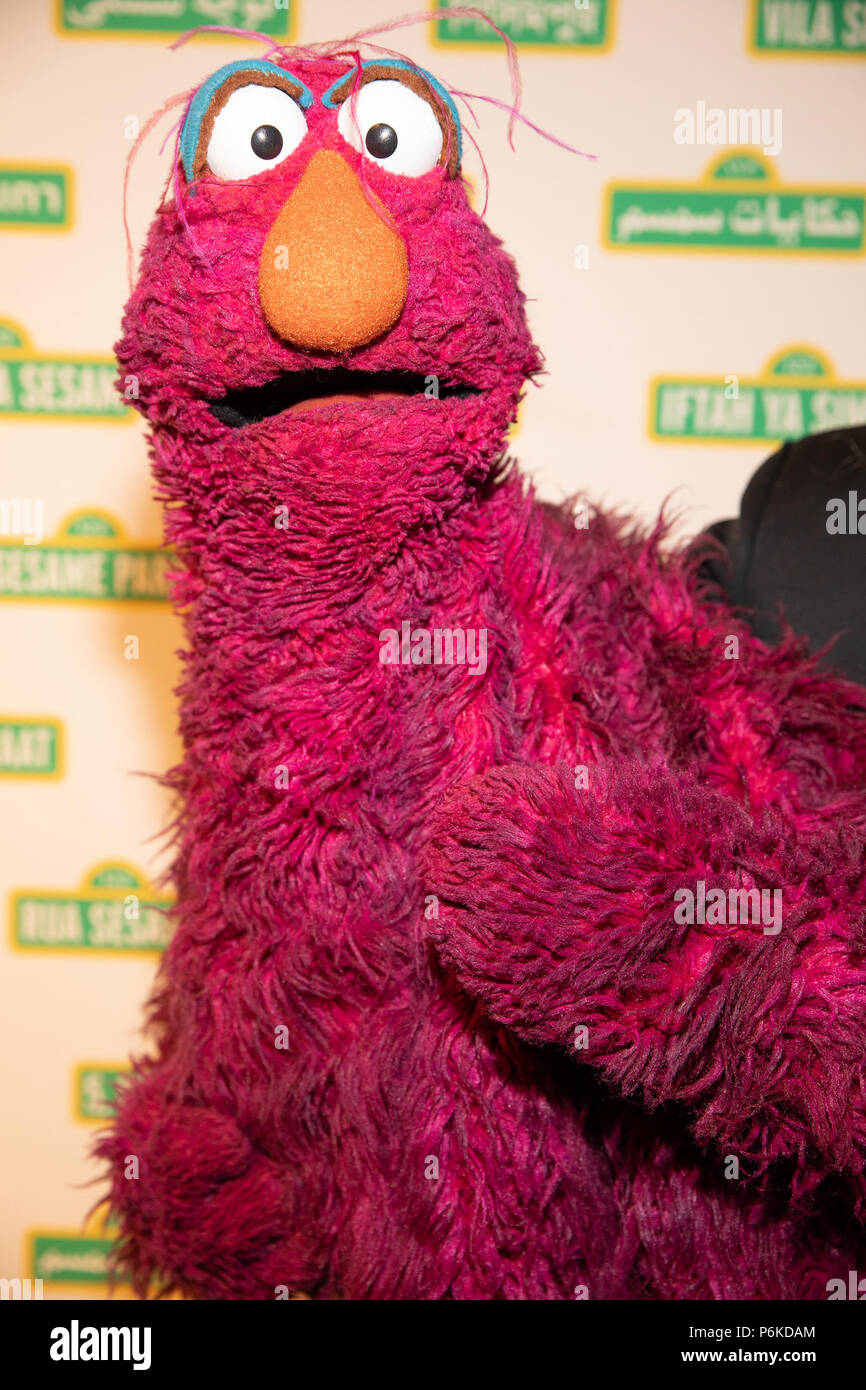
[{"x1": 699, "y1": 425, "x2": 866, "y2": 686}]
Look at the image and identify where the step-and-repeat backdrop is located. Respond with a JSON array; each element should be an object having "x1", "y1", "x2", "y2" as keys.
[{"x1": 1, "y1": 0, "x2": 864, "y2": 1298}]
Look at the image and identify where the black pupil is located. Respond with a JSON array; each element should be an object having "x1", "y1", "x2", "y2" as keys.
[
  {"x1": 366, "y1": 123, "x2": 398, "y2": 159},
  {"x1": 251, "y1": 125, "x2": 283, "y2": 160}
]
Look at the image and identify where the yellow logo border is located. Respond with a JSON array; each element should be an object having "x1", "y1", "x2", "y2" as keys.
[
  {"x1": 646, "y1": 343, "x2": 866, "y2": 446},
  {"x1": 53, "y1": 0, "x2": 298, "y2": 43},
  {"x1": 0, "y1": 162, "x2": 75, "y2": 235},
  {"x1": 73, "y1": 1060, "x2": 132, "y2": 1125},
  {"x1": 10, "y1": 858, "x2": 172, "y2": 958},
  {"x1": 0, "y1": 715, "x2": 65, "y2": 780},
  {"x1": 428, "y1": 0, "x2": 617, "y2": 54},
  {"x1": 24, "y1": 1221, "x2": 134, "y2": 1297},
  {"x1": 0, "y1": 325, "x2": 133, "y2": 423},
  {"x1": 602, "y1": 151, "x2": 866, "y2": 258},
  {"x1": 0, "y1": 508, "x2": 172, "y2": 607},
  {"x1": 746, "y1": 0, "x2": 866, "y2": 59}
]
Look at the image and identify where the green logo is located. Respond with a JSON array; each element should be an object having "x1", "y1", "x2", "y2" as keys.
[
  {"x1": 432, "y1": 0, "x2": 613, "y2": 49},
  {"x1": 0, "y1": 321, "x2": 130, "y2": 420},
  {"x1": 0, "y1": 320, "x2": 27, "y2": 348},
  {"x1": 57, "y1": 0, "x2": 294, "y2": 38},
  {"x1": 0, "y1": 167, "x2": 72, "y2": 230},
  {"x1": 12, "y1": 862, "x2": 172, "y2": 953},
  {"x1": 0, "y1": 719, "x2": 63, "y2": 777},
  {"x1": 750, "y1": 0, "x2": 866, "y2": 56},
  {"x1": 604, "y1": 152, "x2": 865, "y2": 254},
  {"x1": 0, "y1": 510, "x2": 171, "y2": 603},
  {"x1": 75, "y1": 1065, "x2": 130, "y2": 1121},
  {"x1": 649, "y1": 346, "x2": 866, "y2": 443},
  {"x1": 30, "y1": 1233, "x2": 127, "y2": 1285}
]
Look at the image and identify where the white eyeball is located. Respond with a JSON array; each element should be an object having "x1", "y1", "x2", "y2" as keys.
[
  {"x1": 206, "y1": 84, "x2": 307, "y2": 180},
  {"x1": 337, "y1": 80, "x2": 443, "y2": 177}
]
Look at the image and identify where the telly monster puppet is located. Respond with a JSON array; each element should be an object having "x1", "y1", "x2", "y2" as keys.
[{"x1": 100, "y1": 40, "x2": 866, "y2": 1301}]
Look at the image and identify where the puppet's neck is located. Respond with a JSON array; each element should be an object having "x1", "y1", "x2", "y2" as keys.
[{"x1": 154, "y1": 426, "x2": 519, "y2": 635}]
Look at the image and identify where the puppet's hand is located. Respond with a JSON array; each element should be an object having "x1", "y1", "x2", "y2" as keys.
[
  {"x1": 97, "y1": 1063, "x2": 326, "y2": 1300},
  {"x1": 422, "y1": 761, "x2": 866, "y2": 1211}
]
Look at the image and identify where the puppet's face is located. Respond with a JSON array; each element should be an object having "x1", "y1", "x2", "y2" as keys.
[{"x1": 119, "y1": 55, "x2": 540, "y2": 492}]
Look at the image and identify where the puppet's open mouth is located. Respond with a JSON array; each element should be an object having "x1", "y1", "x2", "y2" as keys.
[{"x1": 208, "y1": 369, "x2": 480, "y2": 428}]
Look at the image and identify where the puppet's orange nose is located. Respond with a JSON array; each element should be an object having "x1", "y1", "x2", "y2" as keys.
[{"x1": 258, "y1": 150, "x2": 409, "y2": 353}]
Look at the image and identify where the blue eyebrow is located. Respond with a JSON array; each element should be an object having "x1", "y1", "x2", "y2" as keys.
[
  {"x1": 180, "y1": 60, "x2": 314, "y2": 181},
  {"x1": 320, "y1": 59, "x2": 462, "y2": 167}
]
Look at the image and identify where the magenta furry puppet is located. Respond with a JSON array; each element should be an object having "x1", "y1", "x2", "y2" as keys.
[{"x1": 98, "y1": 29, "x2": 866, "y2": 1302}]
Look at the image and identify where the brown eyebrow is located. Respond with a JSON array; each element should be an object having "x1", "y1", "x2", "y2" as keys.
[
  {"x1": 193, "y1": 70, "x2": 307, "y2": 180},
  {"x1": 328, "y1": 64, "x2": 460, "y2": 178}
]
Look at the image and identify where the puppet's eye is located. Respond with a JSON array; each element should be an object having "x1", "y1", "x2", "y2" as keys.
[
  {"x1": 337, "y1": 80, "x2": 443, "y2": 177},
  {"x1": 206, "y1": 83, "x2": 306, "y2": 179}
]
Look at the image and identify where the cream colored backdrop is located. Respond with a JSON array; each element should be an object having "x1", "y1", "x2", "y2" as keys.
[{"x1": 1, "y1": 0, "x2": 864, "y2": 1298}]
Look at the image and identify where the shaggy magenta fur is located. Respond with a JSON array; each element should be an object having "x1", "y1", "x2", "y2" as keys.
[{"x1": 98, "y1": 49, "x2": 866, "y2": 1300}]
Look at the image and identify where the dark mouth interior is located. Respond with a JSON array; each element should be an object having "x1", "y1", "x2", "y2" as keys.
[{"x1": 208, "y1": 368, "x2": 480, "y2": 427}]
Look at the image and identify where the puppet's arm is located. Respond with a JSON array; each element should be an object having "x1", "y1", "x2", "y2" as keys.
[
  {"x1": 98, "y1": 1075, "x2": 297, "y2": 1299},
  {"x1": 95, "y1": 939, "x2": 327, "y2": 1300},
  {"x1": 423, "y1": 634, "x2": 866, "y2": 1211}
]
